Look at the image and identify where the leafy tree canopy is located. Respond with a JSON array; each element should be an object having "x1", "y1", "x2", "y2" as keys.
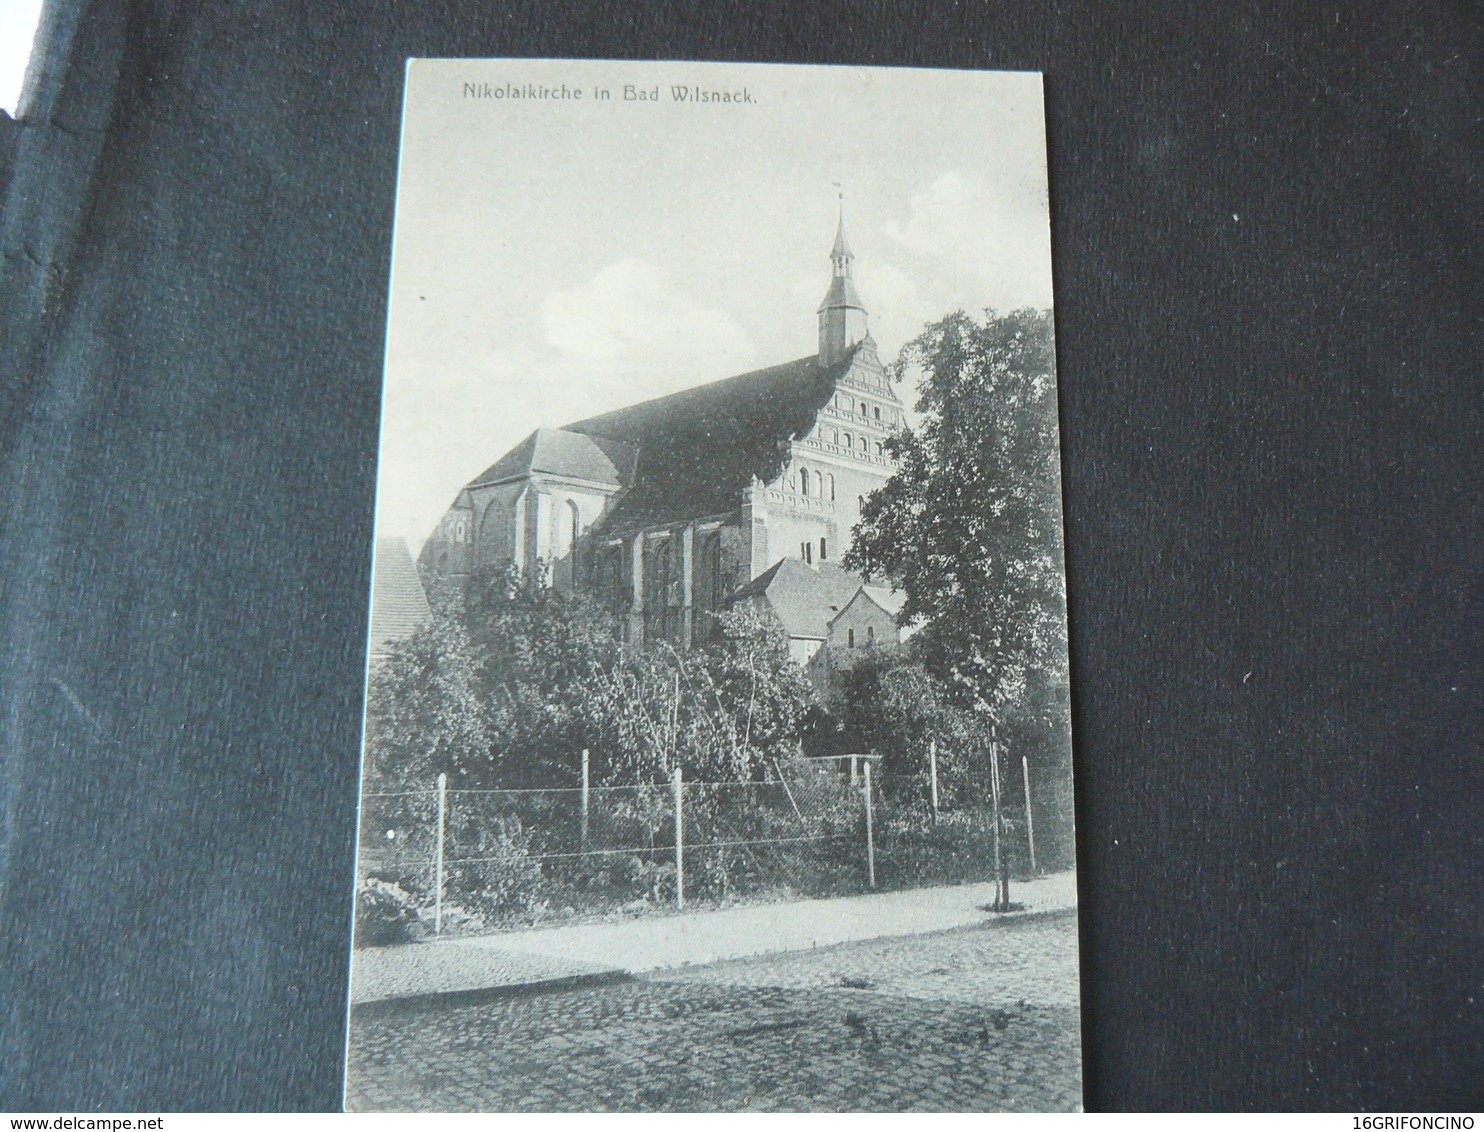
[
  {"x1": 367, "y1": 564, "x2": 816, "y2": 791},
  {"x1": 836, "y1": 645, "x2": 987, "y2": 805},
  {"x1": 845, "y1": 308, "x2": 1068, "y2": 720},
  {"x1": 363, "y1": 599, "x2": 489, "y2": 789}
]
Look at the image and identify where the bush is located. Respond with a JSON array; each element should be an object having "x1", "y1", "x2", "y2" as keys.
[
  {"x1": 354, "y1": 878, "x2": 429, "y2": 948},
  {"x1": 446, "y1": 814, "x2": 545, "y2": 924},
  {"x1": 873, "y1": 805, "x2": 1039, "y2": 889},
  {"x1": 835, "y1": 648, "x2": 989, "y2": 808},
  {"x1": 679, "y1": 759, "x2": 871, "y2": 901}
]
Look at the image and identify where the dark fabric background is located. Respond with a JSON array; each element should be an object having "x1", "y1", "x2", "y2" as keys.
[{"x1": 0, "y1": 0, "x2": 1479, "y2": 1112}]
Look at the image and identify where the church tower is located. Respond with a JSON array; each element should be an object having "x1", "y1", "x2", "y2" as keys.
[{"x1": 817, "y1": 206, "x2": 869, "y2": 366}]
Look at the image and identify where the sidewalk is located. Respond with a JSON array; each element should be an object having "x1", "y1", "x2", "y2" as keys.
[{"x1": 350, "y1": 869, "x2": 1078, "y2": 1007}]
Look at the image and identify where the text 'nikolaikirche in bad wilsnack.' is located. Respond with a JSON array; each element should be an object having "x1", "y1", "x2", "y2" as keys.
[{"x1": 462, "y1": 81, "x2": 757, "y2": 104}]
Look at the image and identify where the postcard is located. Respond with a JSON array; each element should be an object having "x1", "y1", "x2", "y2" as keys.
[{"x1": 345, "y1": 58, "x2": 1079, "y2": 1112}]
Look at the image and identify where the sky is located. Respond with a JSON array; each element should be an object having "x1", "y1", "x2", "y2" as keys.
[{"x1": 381, "y1": 60, "x2": 1054, "y2": 551}]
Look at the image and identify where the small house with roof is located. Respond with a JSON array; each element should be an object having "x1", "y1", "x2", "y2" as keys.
[
  {"x1": 830, "y1": 584, "x2": 908, "y2": 653},
  {"x1": 729, "y1": 558, "x2": 909, "y2": 698},
  {"x1": 368, "y1": 536, "x2": 431, "y2": 663},
  {"x1": 730, "y1": 558, "x2": 870, "y2": 667}
]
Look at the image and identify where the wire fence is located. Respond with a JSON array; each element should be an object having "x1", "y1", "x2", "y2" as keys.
[{"x1": 355, "y1": 748, "x2": 1063, "y2": 943}]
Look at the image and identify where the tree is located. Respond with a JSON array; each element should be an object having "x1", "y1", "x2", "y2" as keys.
[
  {"x1": 401, "y1": 562, "x2": 816, "y2": 789},
  {"x1": 836, "y1": 646, "x2": 986, "y2": 806},
  {"x1": 845, "y1": 307, "x2": 1067, "y2": 721},
  {"x1": 459, "y1": 562, "x2": 624, "y2": 787},
  {"x1": 695, "y1": 605, "x2": 818, "y2": 776},
  {"x1": 362, "y1": 600, "x2": 490, "y2": 789},
  {"x1": 577, "y1": 604, "x2": 816, "y2": 785}
]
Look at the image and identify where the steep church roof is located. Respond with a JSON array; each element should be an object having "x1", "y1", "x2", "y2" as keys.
[
  {"x1": 368, "y1": 536, "x2": 430, "y2": 656},
  {"x1": 730, "y1": 558, "x2": 866, "y2": 640},
  {"x1": 563, "y1": 348, "x2": 860, "y2": 533},
  {"x1": 467, "y1": 427, "x2": 634, "y2": 489}
]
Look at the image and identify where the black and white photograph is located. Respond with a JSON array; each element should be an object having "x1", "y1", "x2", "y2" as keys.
[
  {"x1": 345, "y1": 58, "x2": 1079, "y2": 1112},
  {"x1": 4, "y1": 1, "x2": 1477, "y2": 1116}
]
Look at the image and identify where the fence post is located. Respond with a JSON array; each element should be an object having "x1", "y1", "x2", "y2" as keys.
[
  {"x1": 434, "y1": 771, "x2": 447, "y2": 936},
  {"x1": 863, "y1": 759, "x2": 877, "y2": 889},
  {"x1": 1022, "y1": 754, "x2": 1037, "y2": 874},
  {"x1": 581, "y1": 748, "x2": 591, "y2": 849},
  {"x1": 929, "y1": 738, "x2": 940, "y2": 818},
  {"x1": 773, "y1": 758, "x2": 806, "y2": 826},
  {"x1": 989, "y1": 731, "x2": 1007, "y2": 911},
  {"x1": 673, "y1": 763, "x2": 685, "y2": 909}
]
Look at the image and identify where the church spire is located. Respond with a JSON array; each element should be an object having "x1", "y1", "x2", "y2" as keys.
[
  {"x1": 831, "y1": 197, "x2": 853, "y2": 264},
  {"x1": 818, "y1": 196, "x2": 868, "y2": 366}
]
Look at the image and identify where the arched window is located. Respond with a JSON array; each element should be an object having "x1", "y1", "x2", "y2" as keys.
[
  {"x1": 858, "y1": 435, "x2": 867, "y2": 452},
  {"x1": 812, "y1": 470, "x2": 822, "y2": 496},
  {"x1": 875, "y1": 441, "x2": 883, "y2": 457},
  {"x1": 842, "y1": 431, "x2": 852, "y2": 450},
  {"x1": 828, "y1": 474, "x2": 836, "y2": 500},
  {"x1": 790, "y1": 470, "x2": 798, "y2": 492},
  {"x1": 867, "y1": 626, "x2": 875, "y2": 646},
  {"x1": 860, "y1": 401, "x2": 868, "y2": 416},
  {"x1": 858, "y1": 495, "x2": 865, "y2": 512},
  {"x1": 799, "y1": 465, "x2": 810, "y2": 496},
  {"x1": 874, "y1": 406, "x2": 881, "y2": 422},
  {"x1": 830, "y1": 428, "x2": 839, "y2": 445}
]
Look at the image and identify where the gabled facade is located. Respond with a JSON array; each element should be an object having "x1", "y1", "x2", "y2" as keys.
[
  {"x1": 827, "y1": 585, "x2": 906, "y2": 653},
  {"x1": 420, "y1": 214, "x2": 904, "y2": 657},
  {"x1": 730, "y1": 558, "x2": 868, "y2": 667}
]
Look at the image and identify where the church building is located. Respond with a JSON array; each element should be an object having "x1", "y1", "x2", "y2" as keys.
[{"x1": 419, "y1": 215, "x2": 906, "y2": 672}]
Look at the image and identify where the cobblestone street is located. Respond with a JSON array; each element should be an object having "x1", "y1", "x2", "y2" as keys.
[{"x1": 346, "y1": 909, "x2": 1082, "y2": 1112}]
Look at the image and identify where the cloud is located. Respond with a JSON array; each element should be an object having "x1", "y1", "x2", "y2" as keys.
[
  {"x1": 854, "y1": 262, "x2": 940, "y2": 355},
  {"x1": 884, "y1": 172, "x2": 1054, "y2": 313},
  {"x1": 886, "y1": 172, "x2": 983, "y2": 259},
  {"x1": 380, "y1": 262, "x2": 760, "y2": 550},
  {"x1": 543, "y1": 258, "x2": 755, "y2": 374}
]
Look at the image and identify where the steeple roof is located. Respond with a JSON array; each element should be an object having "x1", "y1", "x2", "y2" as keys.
[
  {"x1": 817, "y1": 273, "x2": 866, "y2": 314},
  {"x1": 818, "y1": 204, "x2": 870, "y2": 363},
  {"x1": 820, "y1": 209, "x2": 866, "y2": 313},
  {"x1": 831, "y1": 212, "x2": 853, "y2": 260}
]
